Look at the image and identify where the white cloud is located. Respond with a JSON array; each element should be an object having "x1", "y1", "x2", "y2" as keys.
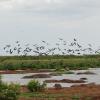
[
  {"x1": 0, "y1": 0, "x2": 100, "y2": 47},
  {"x1": 0, "y1": 0, "x2": 99, "y2": 16}
]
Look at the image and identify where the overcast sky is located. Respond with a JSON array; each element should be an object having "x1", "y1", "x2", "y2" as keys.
[{"x1": 0, "y1": 0, "x2": 100, "y2": 47}]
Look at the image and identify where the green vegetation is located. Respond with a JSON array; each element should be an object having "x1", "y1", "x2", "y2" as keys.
[
  {"x1": 20, "y1": 93, "x2": 94, "y2": 100},
  {"x1": 0, "y1": 55, "x2": 100, "y2": 70},
  {"x1": 20, "y1": 92, "x2": 68, "y2": 100},
  {"x1": 0, "y1": 76, "x2": 20, "y2": 100},
  {"x1": 20, "y1": 92, "x2": 92, "y2": 100},
  {"x1": 71, "y1": 94, "x2": 81, "y2": 100},
  {"x1": 27, "y1": 80, "x2": 47, "y2": 92},
  {"x1": 54, "y1": 68, "x2": 74, "y2": 74}
]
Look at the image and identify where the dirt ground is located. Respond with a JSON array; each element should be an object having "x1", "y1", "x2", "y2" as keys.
[
  {"x1": 0, "y1": 69, "x2": 53, "y2": 74},
  {"x1": 19, "y1": 84, "x2": 100, "y2": 100}
]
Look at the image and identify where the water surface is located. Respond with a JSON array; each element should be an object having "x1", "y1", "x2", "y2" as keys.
[{"x1": 2, "y1": 68, "x2": 100, "y2": 87}]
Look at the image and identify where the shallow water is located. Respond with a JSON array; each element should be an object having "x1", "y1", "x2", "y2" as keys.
[{"x1": 1, "y1": 68, "x2": 100, "y2": 87}]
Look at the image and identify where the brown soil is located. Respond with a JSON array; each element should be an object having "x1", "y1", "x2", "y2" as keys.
[
  {"x1": 77, "y1": 71, "x2": 96, "y2": 75},
  {"x1": 80, "y1": 77, "x2": 87, "y2": 80},
  {"x1": 19, "y1": 84, "x2": 100, "y2": 100},
  {"x1": 23, "y1": 74, "x2": 51, "y2": 78},
  {"x1": 0, "y1": 69, "x2": 54, "y2": 74},
  {"x1": 44, "y1": 79, "x2": 86, "y2": 83}
]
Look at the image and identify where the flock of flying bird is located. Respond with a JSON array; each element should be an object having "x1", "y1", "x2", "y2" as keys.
[{"x1": 3, "y1": 38, "x2": 100, "y2": 56}]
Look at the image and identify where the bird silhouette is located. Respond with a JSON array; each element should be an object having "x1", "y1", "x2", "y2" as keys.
[
  {"x1": 9, "y1": 49, "x2": 13, "y2": 54},
  {"x1": 3, "y1": 37, "x2": 98, "y2": 56},
  {"x1": 58, "y1": 38, "x2": 63, "y2": 41},
  {"x1": 74, "y1": 38, "x2": 77, "y2": 41}
]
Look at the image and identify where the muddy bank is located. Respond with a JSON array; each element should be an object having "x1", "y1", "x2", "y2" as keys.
[
  {"x1": 71, "y1": 82, "x2": 95, "y2": 87},
  {"x1": 0, "y1": 69, "x2": 54, "y2": 74},
  {"x1": 45, "y1": 79, "x2": 86, "y2": 83},
  {"x1": 19, "y1": 84, "x2": 100, "y2": 100},
  {"x1": 77, "y1": 71, "x2": 96, "y2": 75},
  {"x1": 23, "y1": 74, "x2": 51, "y2": 78}
]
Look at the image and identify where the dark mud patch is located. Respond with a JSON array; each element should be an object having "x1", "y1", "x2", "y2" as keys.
[
  {"x1": 45, "y1": 79, "x2": 86, "y2": 83},
  {"x1": 77, "y1": 71, "x2": 96, "y2": 75},
  {"x1": 23, "y1": 74, "x2": 51, "y2": 78}
]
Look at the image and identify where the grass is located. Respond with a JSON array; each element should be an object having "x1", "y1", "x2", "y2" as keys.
[
  {"x1": 20, "y1": 92, "x2": 69, "y2": 100},
  {"x1": 0, "y1": 55, "x2": 100, "y2": 70},
  {"x1": 20, "y1": 92, "x2": 92, "y2": 100},
  {"x1": 20, "y1": 92, "x2": 67, "y2": 98}
]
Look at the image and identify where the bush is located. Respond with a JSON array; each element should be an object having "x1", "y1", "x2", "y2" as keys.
[
  {"x1": 0, "y1": 76, "x2": 20, "y2": 100},
  {"x1": 8, "y1": 83, "x2": 20, "y2": 95},
  {"x1": 0, "y1": 89, "x2": 17, "y2": 100},
  {"x1": 27, "y1": 80, "x2": 46, "y2": 92},
  {"x1": 0, "y1": 76, "x2": 8, "y2": 92},
  {"x1": 0, "y1": 82, "x2": 8, "y2": 92},
  {"x1": 0, "y1": 83, "x2": 20, "y2": 100}
]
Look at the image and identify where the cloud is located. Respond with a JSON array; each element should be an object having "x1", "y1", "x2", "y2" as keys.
[
  {"x1": 0, "y1": 0, "x2": 100, "y2": 46},
  {"x1": 0, "y1": 0, "x2": 100, "y2": 21},
  {"x1": 0, "y1": 0, "x2": 99, "y2": 30},
  {"x1": 0, "y1": 0, "x2": 99, "y2": 21},
  {"x1": 0, "y1": 0, "x2": 99, "y2": 16},
  {"x1": 0, "y1": 0, "x2": 99, "y2": 10}
]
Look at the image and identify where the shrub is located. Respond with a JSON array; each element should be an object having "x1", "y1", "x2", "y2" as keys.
[
  {"x1": 0, "y1": 82, "x2": 8, "y2": 92},
  {"x1": 27, "y1": 80, "x2": 46, "y2": 92},
  {"x1": 0, "y1": 76, "x2": 8, "y2": 92},
  {"x1": 0, "y1": 89, "x2": 17, "y2": 100},
  {"x1": 8, "y1": 83, "x2": 20, "y2": 95},
  {"x1": 0, "y1": 75, "x2": 20, "y2": 100},
  {"x1": 0, "y1": 83, "x2": 20, "y2": 100}
]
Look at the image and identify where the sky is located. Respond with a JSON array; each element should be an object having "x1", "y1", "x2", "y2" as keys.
[{"x1": 0, "y1": 0, "x2": 100, "y2": 49}]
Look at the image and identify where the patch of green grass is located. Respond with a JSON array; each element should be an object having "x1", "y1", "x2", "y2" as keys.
[
  {"x1": 71, "y1": 94, "x2": 82, "y2": 100},
  {"x1": 0, "y1": 55, "x2": 100, "y2": 70},
  {"x1": 20, "y1": 92, "x2": 94, "y2": 100},
  {"x1": 20, "y1": 92, "x2": 68, "y2": 100}
]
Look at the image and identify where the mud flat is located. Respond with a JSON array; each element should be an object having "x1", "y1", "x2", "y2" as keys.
[
  {"x1": 19, "y1": 83, "x2": 100, "y2": 100},
  {"x1": 45, "y1": 79, "x2": 86, "y2": 83}
]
